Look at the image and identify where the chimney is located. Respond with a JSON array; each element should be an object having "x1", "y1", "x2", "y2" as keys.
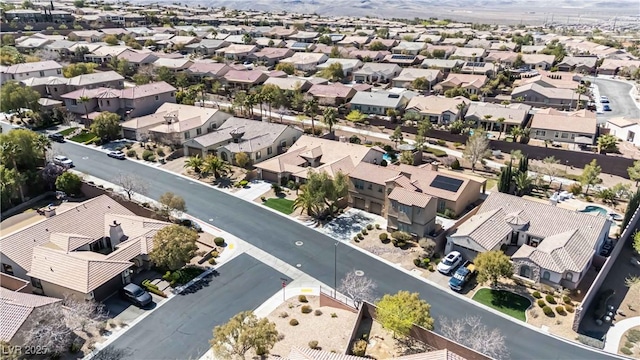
[{"x1": 109, "y1": 221, "x2": 125, "y2": 244}]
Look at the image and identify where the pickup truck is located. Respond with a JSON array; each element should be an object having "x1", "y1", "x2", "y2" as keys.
[{"x1": 449, "y1": 261, "x2": 476, "y2": 291}]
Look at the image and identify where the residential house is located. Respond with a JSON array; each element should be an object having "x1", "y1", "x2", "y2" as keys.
[
  {"x1": 604, "y1": 118, "x2": 640, "y2": 146},
  {"x1": 420, "y1": 59, "x2": 464, "y2": 73},
  {"x1": 460, "y1": 62, "x2": 497, "y2": 76},
  {"x1": 307, "y1": 83, "x2": 357, "y2": 106},
  {"x1": 152, "y1": 57, "x2": 193, "y2": 72},
  {"x1": 391, "y1": 68, "x2": 442, "y2": 89},
  {"x1": 67, "y1": 71, "x2": 124, "y2": 90},
  {"x1": 121, "y1": 103, "x2": 233, "y2": 144},
  {"x1": 349, "y1": 90, "x2": 415, "y2": 115},
  {"x1": 466, "y1": 39, "x2": 493, "y2": 50},
  {"x1": 404, "y1": 96, "x2": 469, "y2": 124},
  {"x1": 521, "y1": 45, "x2": 546, "y2": 54},
  {"x1": 262, "y1": 77, "x2": 312, "y2": 92},
  {"x1": 68, "y1": 30, "x2": 105, "y2": 43},
  {"x1": 529, "y1": 108, "x2": 598, "y2": 145},
  {"x1": 521, "y1": 54, "x2": 556, "y2": 70},
  {"x1": 316, "y1": 58, "x2": 364, "y2": 78},
  {"x1": 598, "y1": 59, "x2": 640, "y2": 76},
  {"x1": 364, "y1": 39, "x2": 398, "y2": 50},
  {"x1": 255, "y1": 135, "x2": 384, "y2": 184},
  {"x1": 426, "y1": 44, "x2": 457, "y2": 59},
  {"x1": 0, "y1": 289, "x2": 62, "y2": 345},
  {"x1": 288, "y1": 31, "x2": 318, "y2": 43},
  {"x1": 446, "y1": 192, "x2": 611, "y2": 289},
  {"x1": 434, "y1": 73, "x2": 488, "y2": 96},
  {"x1": 184, "y1": 39, "x2": 230, "y2": 56},
  {"x1": 337, "y1": 36, "x2": 371, "y2": 49},
  {"x1": 254, "y1": 37, "x2": 287, "y2": 48},
  {"x1": 42, "y1": 40, "x2": 78, "y2": 60},
  {"x1": 0, "y1": 61, "x2": 62, "y2": 82},
  {"x1": 183, "y1": 117, "x2": 303, "y2": 163},
  {"x1": 511, "y1": 83, "x2": 579, "y2": 110},
  {"x1": 349, "y1": 163, "x2": 484, "y2": 236},
  {"x1": 353, "y1": 63, "x2": 402, "y2": 84},
  {"x1": 465, "y1": 102, "x2": 531, "y2": 133},
  {"x1": 248, "y1": 48, "x2": 295, "y2": 67},
  {"x1": 187, "y1": 61, "x2": 231, "y2": 80},
  {"x1": 349, "y1": 50, "x2": 389, "y2": 62},
  {"x1": 222, "y1": 70, "x2": 269, "y2": 90},
  {"x1": 288, "y1": 41, "x2": 316, "y2": 53},
  {"x1": 215, "y1": 44, "x2": 258, "y2": 61},
  {"x1": 383, "y1": 54, "x2": 422, "y2": 67},
  {"x1": 117, "y1": 50, "x2": 159, "y2": 68},
  {"x1": 484, "y1": 51, "x2": 519, "y2": 67},
  {"x1": 0, "y1": 195, "x2": 171, "y2": 301},
  {"x1": 556, "y1": 56, "x2": 598, "y2": 74},
  {"x1": 451, "y1": 47, "x2": 486, "y2": 61},
  {"x1": 391, "y1": 42, "x2": 426, "y2": 55},
  {"x1": 15, "y1": 37, "x2": 52, "y2": 52},
  {"x1": 84, "y1": 46, "x2": 130, "y2": 65},
  {"x1": 279, "y1": 53, "x2": 329, "y2": 72}
]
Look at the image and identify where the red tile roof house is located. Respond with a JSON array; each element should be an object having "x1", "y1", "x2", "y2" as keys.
[
  {"x1": 247, "y1": 47, "x2": 295, "y2": 67},
  {"x1": 0, "y1": 195, "x2": 171, "y2": 302},
  {"x1": 222, "y1": 69, "x2": 269, "y2": 90},
  {"x1": 307, "y1": 83, "x2": 357, "y2": 106}
]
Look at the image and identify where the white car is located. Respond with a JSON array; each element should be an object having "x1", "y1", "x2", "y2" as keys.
[
  {"x1": 437, "y1": 251, "x2": 463, "y2": 275},
  {"x1": 53, "y1": 155, "x2": 73, "y2": 168},
  {"x1": 107, "y1": 150, "x2": 126, "y2": 160},
  {"x1": 600, "y1": 96, "x2": 609, "y2": 103}
]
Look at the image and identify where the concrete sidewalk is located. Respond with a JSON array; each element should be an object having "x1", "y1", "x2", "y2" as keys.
[{"x1": 603, "y1": 316, "x2": 640, "y2": 353}]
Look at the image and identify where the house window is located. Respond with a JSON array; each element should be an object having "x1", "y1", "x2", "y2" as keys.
[
  {"x1": 2, "y1": 263, "x2": 14, "y2": 275},
  {"x1": 107, "y1": 100, "x2": 110, "y2": 106},
  {"x1": 378, "y1": 186, "x2": 383, "y2": 193},
  {"x1": 155, "y1": 95, "x2": 159, "y2": 101},
  {"x1": 565, "y1": 272, "x2": 573, "y2": 281},
  {"x1": 39, "y1": 71, "x2": 45, "y2": 76},
  {"x1": 171, "y1": 92, "x2": 175, "y2": 97},
  {"x1": 57, "y1": 69, "x2": 62, "y2": 74},
  {"x1": 442, "y1": 114, "x2": 451, "y2": 123},
  {"x1": 53, "y1": 87, "x2": 57, "y2": 92},
  {"x1": 267, "y1": 146, "x2": 272, "y2": 155},
  {"x1": 31, "y1": 277, "x2": 42, "y2": 289},
  {"x1": 25, "y1": 72, "x2": 29, "y2": 76},
  {"x1": 71, "y1": 99, "x2": 77, "y2": 105},
  {"x1": 519, "y1": 265, "x2": 531, "y2": 278},
  {"x1": 184, "y1": 131, "x2": 190, "y2": 139},
  {"x1": 398, "y1": 222, "x2": 411, "y2": 232},
  {"x1": 561, "y1": 132, "x2": 568, "y2": 139},
  {"x1": 354, "y1": 179, "x2": 364, "y2": 190},
  {"x1": 256, "y1": 151, "x2": 262, "y2": 160},
  {"x1": 367, "y1": 182, "x2": 372, "y2": 190},
  {"x1": 437, "y1": 199, "x2": 446, "y2": 213},
  {"x1": 196, "y1": 128, "x2": 202, "y2": 135},
  {"x1": 542, "y1": 271, "x2": 550, "y2": 280},
  {"x1": 535, "y1": 130, "x2": 546, "y2": 137},
  {"x1": 280, "y1": 140, "x2": 287, "y2": 148},
  {"x1": 554, "y1": 132, "x2": 559, "y2": 138},
  {"x1": 399, "y1": 204, "x2": 410, "y2": 214}
]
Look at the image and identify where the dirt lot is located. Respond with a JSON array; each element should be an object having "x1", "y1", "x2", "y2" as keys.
[
  {"x1": 361, "y1": 319, "x2": 430, "y2": 358},
  {"x1": 263, "y1": 296, "x2": 358, "y2": 357}
]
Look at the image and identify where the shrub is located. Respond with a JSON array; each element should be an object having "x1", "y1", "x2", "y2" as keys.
[
  {"x1": 357, "y1": 233, "x2": 364, "y2": 240},
  {"x1": 361, "y1": 229, "x2": 368, "y2": 235},
  {"x1": 413, "y1": 258, "x2": 421, "y2": 267},
  {"x1": 532, "y1": 291, "x2": 542, "y2": 299},
  {"x1": 156, "y1": 148, "x2": 165, "y2": 157},
  {"x1": 375, "y1": 224, "x2": 380, "y2": 229},
  {"x1": 379, "y1": 233, "x2": 388, "y2": 241},
  {"x1": 331, "y1": 313, "x2": 337, "y2": 318},
  {"x1": 298, "y1": 295, "x2": 308, "y2": 303},
  {"x1": 436, "y1": 140, "x2": 446, "y2": 146},
  {"x1": 210, "y1": 250, "x2": 219, "y2": 258},
  {"x1": 625, "y1": 341, "x2": 634, "y2": 349},
  {"x1": 391, "y1": 231, "x2": 412, "y2": 241},
  {"x1": 392, "y1": 239, "x2": 406, "y2": 248},
  {"x1": 214, "y1": 237, "x2": 225, "y2": 246},
  {"x1": 428, "y1": 265, "x2": 435, "y2": 272},
  {"x1": 314, "y1": 309, "x2": 322, "y2": 316},
  {"x1": 279, "y1": 312, "x2": 289, "y2": 318},
  {"x1": 142, "y1": 149, "x2": 154, "y2": 161},
  {"x1": 628, "y1": 329, "x2": 640, "y2": 343},
  {"x1": 562, "y1": 295, "x2": 572, "y2": 304},
  {"x1": 289, "y1": 319, "x2": 299, "y2": 326},
  {"x1": 366, "y1": 224, "x2": 373, "y2": 230},
  {"x1": 208, "y1": 258, "x2": 216, "y2": 265},
  {"x1": 239, "y1": 180, "x2": 249, "y2": 187},
  {"x1": 556, "y1": 305, "x2": 566, "y2": 315},
  {"x1": 565, "y1": 305, "x2": 574, "y2": 313},
  {"x1": 69, "y1": 342, "x2": 82, "y2": 353},
  {"x1": 443, "y1": 208, "x2": 456, "y2": 219},
  {"x1": 353, "y1": 236, "x2": 359, "y2": 242},
  {"x1": 126, "y1": 149, "x2": 136, "y2": 157},
  {"x1": 542, "y1": 306, "x2": 554, "y2": 316},
  {"x1": 454, "y1": 142, "x2": 463, "y2": 148},
  {"x1": 545, "y1": 294, "x2": 556, "y2": 304},
  {"x1": 352, "y1": 340, "x2": 367, "y2": 356},
  {"x1": 309, "y1": 340, "x2": 319, "y2": 349},
  {"x1": 301, "y1": 305, "x2": 312, "y2": 314},
  {"x1": 621, "y1": 348, "x2": 633, "y2": 355},
  {"x1": 537, "y1": 299, "x2": 546, "y2": 307},
  {"x1": 577, "y1": 334, "x2": 604, "y2": 349},
  {"x1": 451, "y1": 159, "x2": 461, "y2": 170}
]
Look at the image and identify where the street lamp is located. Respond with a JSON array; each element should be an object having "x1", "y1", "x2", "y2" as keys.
[
  {"x1": 334, "y1": 242, "x2": 338, "y2": 297},
  {"x1": 280, "y1": 278, "x2": 288, "y2": 301}
]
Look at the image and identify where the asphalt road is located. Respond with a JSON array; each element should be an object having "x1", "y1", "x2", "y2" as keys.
[
  {"x1": 103, "y1": 254, "x2": 291, "y2": 360},
  {"x1": 57, "y1": 141, "x2": 616, "y2": 360},
  {"x1": 591, "y1": 77, "x2": 639, "y2": 120}
]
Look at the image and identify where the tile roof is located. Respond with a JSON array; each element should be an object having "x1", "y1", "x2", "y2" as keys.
[
  {"x1": 67, "y1": 71, "x2": 124, "y2": 87},
  {"x1": 121, "y1": 81, "x2": 176, "y2": 99},
  {"x1": 223, "y1": 69, "x2": 268, "y2": 84},
  {"x1": 439, "y1": 73, "x2": 488, "y2": 88},
  {"x1": 394, "y1": 68, "x2": 441, "y2": 82},
  {"x1": 263, "y1": 77, "x2": 310, "y2": 91},
  {"x1": 451, "y1": 192, "x2": 610, "y2": 272},
  {"x1": 0, "y1": 196, "x2": 133, "y2": 272},
  {"x1": 530, "y1": 108, "x2": 597, "y2": 135},
  {"x1": 350, "y1": 91, "x2": 408, "y2": 108},
  {"x1": 3, "y1": 60, "x2": 62, "y2": 74},
  {"x1": 388, "y1": 187, "x2": 434, "y2": 208},
  {"x1": 406, "y1": 95, "x2": 468, "y2": 115},
  {"x1": 0, "y1": 289, "x2": 61, "y2": 342},
  {"x1": 280, "y1": 52, "x2": 327, "y2": 65},
  {"x1": 187, "y1": 117, "x2": 296, "y2": 149},
  {"x1": 308, "y1": 83, "x2": 355, "y2": 99},
  {"x1": 188, "y1": 62, "x2": 231, "y2": 76},
  {"x1": 464, "y1": 102, "x2": 530, "y2": 126}
]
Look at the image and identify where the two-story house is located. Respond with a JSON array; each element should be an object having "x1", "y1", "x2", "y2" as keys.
[{"x1": 1, "y1": 60, "x2": 63, "y2": 82}]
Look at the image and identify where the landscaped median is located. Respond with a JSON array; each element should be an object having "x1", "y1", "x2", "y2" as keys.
[{"x1": 472, "y1": 288, "x2": 530, "y2": 321}]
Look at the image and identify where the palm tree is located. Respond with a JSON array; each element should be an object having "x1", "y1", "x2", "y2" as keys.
[
  {"x1": 322, "y1": 107, "x2": 337, "y2": 134},
  {"x1": 78, "y1": 95, "x2": 91, "y2": 126},
  {"x1": 192, "y1": 83, "x2": 206, "y2": 107},
  {"x1": 496, "y1": 117, "x2": 505, "y2": 140},
  {"x1": 34, "y1": 134, "x2": 51, "y2": 166},
  {"x1": 514, "y1": 171, "x2": 533, "y2": 196},
  {"x1": 202, "y1": 155, "x2": 230, "y2": 180},
  {"x1": 233, "y1": 91, "x2": 247, "y2": 116},
  {"x1": 575, "y1": 84, "x2": 587, "y2": 110},
  {"x1": 483, "y1": 114, "x2": 493, "y2": 131},
  {"x1": 292, "y1": 185, "x2": 321, "y2": 218},
  {"x1": 510, "y1": 126, "x2": 523, "y2": 142},
  {"x1": 244, "y1": 93, "x2": 255, "y2": 118},
  {"x1": 184, "y1": 155, "x2": 204, "y2": 175},
  {"x1": 0, "y1": 166, "x2": 18, "y2": 207},
  {"x1": 304, "y1": 99, "x2": 319, "y2": 135}
]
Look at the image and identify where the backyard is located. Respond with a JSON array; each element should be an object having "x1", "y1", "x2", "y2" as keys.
[{"x1": 472, "y1": 288, "x2": 530, "y2": 321}]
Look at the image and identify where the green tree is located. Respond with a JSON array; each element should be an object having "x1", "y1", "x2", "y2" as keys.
[
  {"x1": 390, "y1": 126, "x2": 404, "y2": 148},
  {"x1": 175, "y1": 72, "x2": 192, "y2": 90},
  {"x1": 305, "y1": 169, "x2": 348, "y2": 217},
  {"x1": 0, "y1": 81, "x2": 40, "y2": 119},
  {"x1": 400, "y1": 151, "x2": 414, "y2": 165},
  {"x1": 210, "y1": 311, "x2": 279, "y2": 360},
  {"x1": 202, "y1": 155, "x2": 230, "y2": 180},
  {"x1": 304, "y1": 99, "x2": 319, "y2": 134},
  {"x1": 368, "y1": 41, "x2": 386, "y2": 51},
  {"x1": 1, "y1": 34, "x2": 15, "y2": 46},
  {"x1": 474, "y1": 250, "x2": 513, "y2": 287},
  {"x1": 575, "y1": 84, "x2": 587, "y2": 110},
  {"x1": 596, "y1": 188, "x2": 617, "y2": 206},
  {"x1": 149, "y1": 225, "x2": 199, "y2": 270},
  {"x1": 234, "y1": 152, "x2": 250, "y2": 168},
  {"x1": 322, "y1": 107, "x2": 337, "y2": 134},
  {"x1": 320, "y1": 62, "x2": 344, "y2": 81},
  {"x1": 596, "y1": 134, "x2": 618, "y2": 153},
  {"x1": 184, "y1": 155, "x2": 204, "y2": 174},
  {"x1": 293, "y1": 184, "x2": 323, "y2": 218},
  {"x1": 411, "y1": 77, "x2": 429, "y2": 91},
  {"x1": 633, "y1": 231, "x2": 640, "y2": 254},
  {"x1": 0, "y1": 165, "x2": 20, "y2": 208},
  {"x1": 155, "y1": 66, "x2": 175, "y2": 85},
  {"x1": 512, "y1": 54, "x2": 524, "y2": 68},
  {"x1": 346, "y1": 110, "x2": 365, "y2": 123},
  {"x1": 242, "y1": 33, "x2": 253, "y2": 45},
  {"x1": 376, "y1": 291, "x2": 434, "y2": 338},
  {"x1": 90, "y1": 112, "x2": 121, "y2": 141},
  {"x1": 513, "y1": 171, "x2": 532, "y2": 196},
  {"x1": 414, "y1": 120, "x2": 431, "y2": 150},
  {"x1": 34, "y1": 134, "x2": 51, "y2": 167},
  {"x1": 580, "y1": 159, "x2": 602, "y2": 195},
  {"x1": 103, "y1": 34, "x2": 119, "y2": 46},
  {"x1": 108, "y1": 57, "x2": 134, "y2": 77},
  {"x1": 318, "y1": 34, "x2": 332, "y2": 45},
  {"x1": 329, "y1": 46, "x2": 341, "y2": 58},
  {"x1": 63, "y1": 62, "x2": 97, "y2": 78},
  {"x1": 55, "y1": 172, "x2": 82, "y2": 196},
  {"x1": 275, "y1": 62, "x2": 295, "y2": 75},
  {"x1": 463, "y1": 129, "x2": 489, "y2": 172},
  {"x1": 496, "y1": 117, "x2": 506, "y2": 140},
  {"x1": 628, "y1": 161, "x2": 640, "y2": 186},
  {"x1": 0, "y1": 46, "x2": 25, "y2": 65},
  {"x1": 133, "y1": 72, "x2": 152, "y2": 85},
  {"x1": 73, "y1": 0, "x2": 85, "y2": 7},
  {"x1": 260, "y1": 84, "x2": 282, "y2": 119},
  {"x1": 159, "y1": 191, "x2": 186, "y2": 217}
]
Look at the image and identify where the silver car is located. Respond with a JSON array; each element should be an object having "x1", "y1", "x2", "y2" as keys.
[{"x1": 53, "y1": 155, "x2": 73, "y2": 168}]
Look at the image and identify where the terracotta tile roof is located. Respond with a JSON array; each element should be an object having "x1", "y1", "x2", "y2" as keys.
[
  {"x1": 223, "y1": 69, "x2": 268, "y2": 84},
  {"x1": 121, "y1": 81, "x2": 176, "y2": 99},
  {"x1": 530, "y1": 109, "x2": 597, "y2": 135},
  {"x1": 188, "y1": 62, "x2": 231, "y2": 76},
  {"x1": 308, "y1": 83, "x2": 356, "y2": 99},
  {"x1": 28, "y1": 246, "x2": 133, "y2": 294},
  {"x1": 406, "y1": 95, "x2": 468, "y2": 115},
  {"x1": 0, "y1": 289, "x2": 61, "y2": 342},
  {"x1": 0, "y1": 196, "x2": 133, "y2": 273}
]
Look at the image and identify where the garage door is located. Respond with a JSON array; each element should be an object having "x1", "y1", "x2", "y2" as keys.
[
  {"x1": 353, "y1": 197, "x2": 365, "y2": 210},
  {"x1": 452, "y1": 244, "x2": 479, "y2": 263},
  {"x1": 122, "y1": 129, "x2": 136, "y2": 140},
  {"x1": 261, "y1": 170, "x2": 280, "y2": 183},
  {"x1": 370, "y1": 202, "x2": 383, "y2": 215},
  {"x1": 186, "y1": 147, "x2": 201, "y2": 157}
]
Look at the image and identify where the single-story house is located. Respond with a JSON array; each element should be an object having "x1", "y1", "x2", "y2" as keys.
[
  {"x1": 184, "y1": 39, "x2": 230, "y2": 56},
  {"x1": 604, "y1": 117, "x2": 640, "y2": 146},
  {"x1": 521, "y1": 54, "x2": 556, "y2": 71},
  {"x1": 405, "y1": 95, "x2": 469, "y2": 124},
  {"x1": 279, "y1": 53, "x2": 329, "y2": 72},
  {"x1": 262, "y1": 77, "x2": 312, "y2": 92},
  {"x1": 0, "y1": 60, "x2": 62, "y2": 82},
  {"x1": 349, "y1": 90, "x2": 415, "y2": 115},
  {"x1": 215, "y1": 44, "x2": 258, "y2": 61},
  {"x1": 316, "y1": 58, "x2": 364, "y2": 78},
  {"x1": 0, "y1": 288, "x2": 62, "y2": 345},
  {"x1": 529, "y1": 108, "x2": 597, "y2": 145},
  {"x1": 222, "y1": 70, "x2": 269, "y2": 90},
  {"x1": 556, "y1": 56, "x2": 597, "y2": 74},
  {"x1": 511, "y1": 83, "x2": 579, "y2": 110},
  {"x1": 464, "y1": 102, "x2": 531, "y2": 133},
  {"x1": 391, "y1": 68, "x2": 442, "y2": 89},
  {"x1": 248, "y1": 48, "x2": 295, "y2": 66},
  {"x1": 434, "y1": 73, "x2": 488, "y2": 95},
  {"x1": 307, "y1": 83, "x2": 357, "y2": 106},
  {"x1": 353, "y1": 63, "x2": 402, "y2": 84},
  {"x1": 187, "y1": 61, "x2": 231, "y2": 79}
]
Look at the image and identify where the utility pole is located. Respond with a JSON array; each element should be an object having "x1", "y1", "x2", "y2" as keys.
[{"x1": 333, "y1": 242, "x2": 338, "y2": 297}]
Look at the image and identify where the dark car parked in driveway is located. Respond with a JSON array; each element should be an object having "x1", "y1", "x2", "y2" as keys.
[
  {"x1": 121, "y1": 283, "x2": 153, "y2": 307},
  {"x1": 48, "y1": 133, "x2": 65, "y2": 142}
]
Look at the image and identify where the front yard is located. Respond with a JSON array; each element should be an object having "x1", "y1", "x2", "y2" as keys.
[
  {"x1": 262, "y1": 197, "x2": 295, "y2": 214},
  {"x1": 472, "y1": 288, "x2": 530, "y2": 321},
  {"x1": 70, "y1": 130, "x2": 98, "y2": 143}
]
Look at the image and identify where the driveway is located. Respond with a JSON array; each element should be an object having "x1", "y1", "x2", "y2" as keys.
[{"x1": 103, "y1": 254, "x2": 291, "y2": 360}]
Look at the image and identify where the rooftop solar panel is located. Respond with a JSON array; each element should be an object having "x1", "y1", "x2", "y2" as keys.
[{"x1": 430, "y1": 175, "x2": 463, "y2": 192}]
